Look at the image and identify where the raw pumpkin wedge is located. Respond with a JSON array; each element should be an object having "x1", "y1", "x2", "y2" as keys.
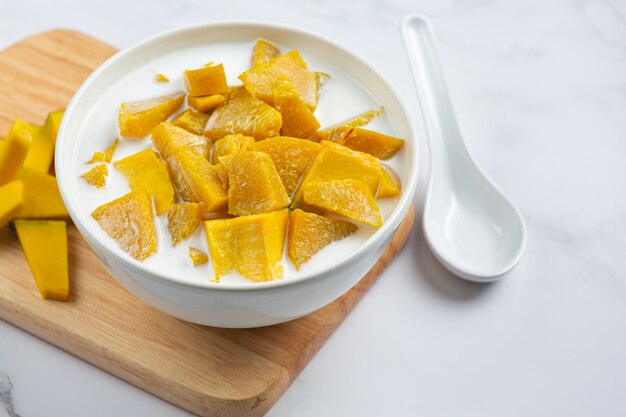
[
  {"x1": 184, "y1": 64, "x2": 229, "y2": 97},
  {"x1": 91, "y1": 190, "x2": 157, "y2": 261},
  {"x1": 119, "y1": 92, "x2": 185, "y2": 137},
  {"x1": 19, "y1": 168, "x2": 68, "y2": 219},
  {"x1": 172, "y1": 109, "x2": 210, "y2": 135},
  {"x1": 251, "y1": 39, "x2": 280, "y2": 67},
  {"x1": 15, "y1": 219, "x2": 69, "y2": 301},
  {"x1": 0, "y1": 119, "x2": 32, "y2": 185},
  {"x1": 302, "y1": 179, "x2": 382, "y2": 228},
  {"x1": 22, "y1": 122, "x2": 54, "y2": 173},
  {"x1": 340, "y1": 127, "x2": 404, "y2": 160},
  {"x1": 81, "y1": 163, "x2": 108, "y2": 188},
  {"x1": 212, "y1": 134, "x2": 255, "y2": 164},
  {"x1": 287, "y1": 209, "x2": 357, "y2": 270},
  {"x1": 378, "y1": 164, "x2": 401, "y2": 198},
  {"x1": 273, "y1": 76, "x2": 320, "y2": 139},
  {"x1": 251, "y1": 136, "x2": 320, "y2": 197},
  {"x1": 45, "y1": 110, "x2": 64, "y2": 145},
  {"x1": 114, "y1": 148, "x2": 175, "y2": 215},
  {"x1": 0, "y1": 181, "x2": 23, "y2": 227},
  {"x1": 204, "y1": 209, "x2": 289, "y2": 282},
  {"x1": 167, "y1": 202, "x2": 203, "y2": 246},
  {"x1": 187, "y1": 94, "x2": 225, "y2": 113}
]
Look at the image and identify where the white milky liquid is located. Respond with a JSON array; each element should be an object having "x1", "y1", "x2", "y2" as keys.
[{"x1": 74, "y1": 41, "x2": 405, "y2": 285}]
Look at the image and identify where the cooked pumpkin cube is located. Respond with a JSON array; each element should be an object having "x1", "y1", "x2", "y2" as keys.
[
  {"x1": 291, "y1": 140, "x2": 381, "y2": 210},
  {"x1": 45, "y1": 110, "x2": 64, "y2": 144},
  {"x1": 340, "y1": 128, "x2": 404, "y2": 160},
  {"x1": 204, "y1": 209, "x2": 289, "y2": 282},
  {"x1": 119, "y1": 92, "x2": 185, "y2": 137},
  {"x1": 212, "y1": 163, "x2": 229, "y2": 189},
  {"x1": 15, "y1": 219, "x2": 69, "y2": 301},
  {"x1": 19, "y1": 169, "x2": 68, "y2": 219},
  {"x1": 81, "y1": 163, "x2": 108, "y2": 188},
  {"x1": 167, "y1": 202, "x2": 203, "y2": 245},
  {"x1": 315, "y1": 108, "x2": 384, "y2": 142},
  {"x1": 251, "y1": 136, "x2": 320, "y2": 197},
  {"x1": 220, "y1": 151, "x2": 290, "y2": 216},
  {"x1": 0, "y1": 181, "x2": 23, "y2": 227},
  {"x1": 0, "y1": 119, "x2": 32, "y2": 185},
  {"x1": 171, "y1": 109, "x2": 210, "y2": 135},
  {"x1": 91, "y1": 190, "x2": 157, "y2": 261},
  {"x1": 204, "y1": 86, "x2": 282, "y2": 141},
  {"x1": 378, "y1": 164, "x2": 401, "y2": 198},
  {"x1": 189, "y1": 247, "x2": 208, "y2": 266},
  {"x1": 114, "y1": 149, "x2": 175, "y2": 215},
  {"x1": 212, "y1": 134, "x2": 255, "y2": 164},
  {"x1": 187, "y1": 94, "x2": 225, "y2": 113},
  {"x1": 87, "y1": 138, "x2": 119, "y2": 164},
  {"x1": 302, "y1": 179, "x2": 382, "y2": 228},
  {"x1": 22, "y1": 122, "x2": 54, "y2": 173},
  {"x1": 251, "y1": 39, "x2": 280, "y2": 67},
  {"x1": 287, "y1": 208, "x2": 357, "y2": 270},
  {"x1": 239, "y1": 50, "x2": 318, "y2": 110},
  {"x1": 184, "y1": 64, "x2": 230, "y2": 97},
  {"x1": 176, "y1": 147, "x2": 228, "y2": 212},
  {"x1": 273, "y1": 77, "x2": 320, "y2": 139}
]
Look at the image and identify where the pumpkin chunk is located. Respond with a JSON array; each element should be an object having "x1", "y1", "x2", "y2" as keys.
[
  {"x1": 0, "y1": 181, "x2": 23, "y2": 227},
  {"x1": 204, "y1": 209, "x2": 289, "y2": 282},
  {"x1": 82, "y1": 163, "x2": 108, "y2": 188},
  {"x1": 87, "y1": 138, "x2": 119, "y2": 164},
  {"x1": 239, "y1": 50, "x2": 318, "y2": 110},
  {"x1": 287, "y1": 209, "x2": 357, "y2": 270},
  {"x1": 251, "y1": 39, "x2": 280, "y2": 67},
  {"x1": 212, "y1": 163, "x2": 229, "y2": 189},
  {"x1": 273, "y1": 77, "x2": 320, "y2": 139},
  {"x1": 15, "y1": 220, "x2": 69, "y2": 301},
  {"x1": 378, "y1": 164, "x2": 401, "y2": 198},
  {"x1": 19, "y1": 169, "x2": 68, "y2": 219},
  {"x1": 23, "y1": 122, "x2": 54, "y2": 173},
  {"x1": 302, "y1": 179, "x2": 382, "y2": 228},
  {"x1": 167, "y1": 202, "x2": 203, "y2": 245},
  {"x1": 0, "y1": 119, "x2": 32, "y2": 185},
  {"x1": 204, "y1": 86, "x2": 282, "y2": 141},
  {"x1": 316, "y1": 108, "x2": 384, "y2": 142},
  {"x1": 91, "y1": 190, "x2": 157, "y2": 261},
  {"x1": 291, "y1": 140, "x2": 381, "y2": 210},
  {"x1": 212, "y1": 134, "x2": 255, "y2": 164},
  {"x1": 340, "y1": 128, "x2": 404, "y2": 160},
  {"x1": 184, "y1": 64, "x2": 230, "y2": 97},
  {"x1": 251, "y1": 136, "x2": 320, "y2": 197},
  {"x1": 187, "y1": 94, "x2": 225, "y2": 113},
  {"x1": 45, "y1": 110, "x2": 64, "y2": 144},
  {"x1": 172, "y1": 109, "x2": 210, "y2": 135},
  {"x1": 220, "y1": 151, "x2": 290, "y2": 216},
  {"x1": 152, "y1": 122, "x2": 210, "y2": 159},
  {"x1": 119, "y1": 92, "x2": 185, "y2": 137},
  {"x1": 114, "y1": 149, "x2": 175, "y2": 215},
  {"x1": 189, "y1": 247, "x2": 208, "y2": 266}
]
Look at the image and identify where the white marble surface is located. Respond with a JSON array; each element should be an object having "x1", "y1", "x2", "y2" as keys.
[{"x1": 1, "y1": 0, "x2": 626, "y2": 415}]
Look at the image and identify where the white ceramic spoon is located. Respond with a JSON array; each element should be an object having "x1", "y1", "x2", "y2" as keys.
[{"x1": 402, "y1": 14, "x2": 527, "y2": 282}]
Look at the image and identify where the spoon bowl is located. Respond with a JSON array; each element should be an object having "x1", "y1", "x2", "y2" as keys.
[{"x1": 402, "y1": 14, "x2": 526, "y2": 282}]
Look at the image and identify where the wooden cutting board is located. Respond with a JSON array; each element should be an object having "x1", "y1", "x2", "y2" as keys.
[{"x1": 0, "y1": 30, "x2": 415, "y2": 417}]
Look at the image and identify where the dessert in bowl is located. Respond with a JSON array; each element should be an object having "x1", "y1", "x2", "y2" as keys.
[{"x1": 56, "y1": 21, "x2": 419, "y2": 328}]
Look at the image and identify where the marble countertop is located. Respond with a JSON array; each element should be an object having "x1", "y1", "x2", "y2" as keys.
[{"x1": 2, "y1": 0, "x2": 626, "y2": 415}]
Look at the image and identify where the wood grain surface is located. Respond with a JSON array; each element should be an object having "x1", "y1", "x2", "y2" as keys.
[{"x1": 0, "y1": 30, "x2": 415, "y2": 417}]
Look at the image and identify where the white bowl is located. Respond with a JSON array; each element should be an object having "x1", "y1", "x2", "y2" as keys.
[{"x1": 56, "y1": 21, "x2": 419, "y2": 328}]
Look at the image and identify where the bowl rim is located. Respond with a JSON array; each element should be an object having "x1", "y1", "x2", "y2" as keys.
[{"x1": 56, "y1": 19, "x2": 419, "y2": 292}]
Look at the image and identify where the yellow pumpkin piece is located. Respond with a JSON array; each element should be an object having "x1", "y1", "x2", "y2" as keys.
[
  {"x1": 184, "y1": 64, "x2": 230, "y2": 97},
  {"x1": 155, "y1": 73, "x2": 170, "y2": 83},
  {"x1": 45, "y1": 110, "x2": 65, "y2": 144},
  {"x1": 87, "y1": 138, "x2": 119, "y2": 164},
  {"x1": 176, "y1": 146, "x2": 228, "y2": 212},
  {"x1": 0, "y1": 181, "x2": 23, "y2": 227},
  {"x1": 251, "y1": 39, "x2": 280, "y2": 67},
  {"x1": 239, "y1": 50, "x2": 318, "y2": 110},
  {"x1": 0, "y1": 119, "x2": 32, "y2": 185},
  {"x1": 273, "y1": 77, "x2": 320, "y2": 139},
  {"x1": 220, "y1": 151, "x2": 290, "y2": 216},
  {"x1": 378, "y1": 164, "x2": 401, "y2": 198},
  {"x1": 189, "y1": 247, "x2": 208, "y2": 266},
  {"x1": 167, "y1": 202, "x2": 203, "y2": 246},
  {"x1": 171, "y1": 109, "x2": 210, "y2": 136},
  {"x1": 15, "y1": 220, "x2": 69, "y2": 301},
  {"x1": 22, "y1": 122, "x2": 54, "y2": 173},
  {"x1": 212, "y1": 163, "x2": 228, "y2": 189},
  {"x1": 303, "y1": 179, "x2": 382, "y2": 228},
  {"x1": 19, "y1": 169, "x2": 68, "y2": 219},
  {"x1": 204, "y1": 86, "x2": 282, "y2": 141},
  {"x1": 204, "y1": 209, "x2": 289, "y2": 282},
  {"x1": 152, "y1": 122, "x2": 210, "y2": 159},
  {"x1": 291, "y1": 140, "x2": 381, "y2": 210},
  {"x1": 314, "y1": 71, "x2": 330, "y2": 90},
  {"x1": 187, "y1": 94, "x2": 225, "y2": 113},
  {"x1": 340, "y1": 127, "x2": 404, "y2": 160},
  {"x1": 315, "y1": 108, "x2": 384, "y2": 142},
  {"x1": 91, "y1": 190, "x2": 157, "y2": 261},
  {"x1": 114, "y1": 149, "x2": 175, "y2": 215},
  {"x1": 119, "y1": 92, "x2": 185, "y2": 137},
  {"x1": 81, "y1": 163, "x2": 108, "y2": 188},
  {"x1": 251, "y1": 136, "x2": 320, "y2": 197},
  {"x1": 212, "y1": 134, "x2": 255, "y2": 164}
]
